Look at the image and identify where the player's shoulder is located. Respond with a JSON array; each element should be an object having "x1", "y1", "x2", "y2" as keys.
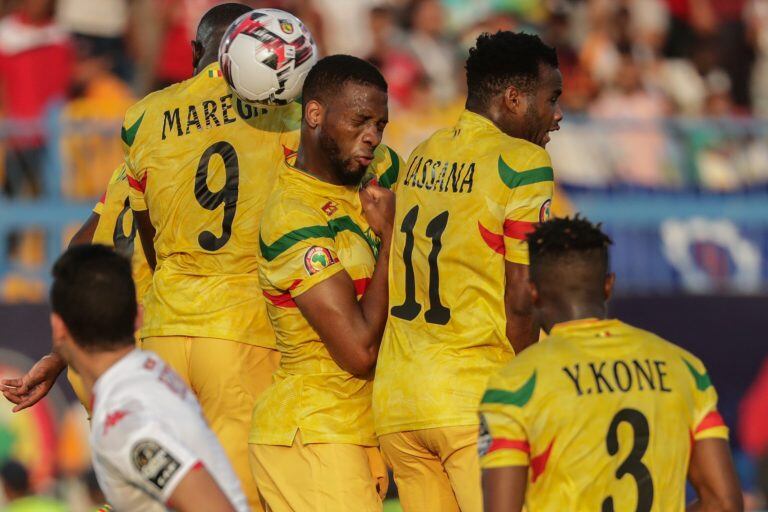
[
  {"x1": 486, "y1": 341, "x2": 549, "y2": 393},
  {"x1": 495, "y1": 137, "x2": 552, "y2": 188},
  {"x1": 260, "y1": 184, "x2": 329, "y2": 244}
]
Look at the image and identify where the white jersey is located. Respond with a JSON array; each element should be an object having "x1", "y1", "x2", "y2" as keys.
[{"x1": 89, "y1": 349, "x2": 249, "y2": 512}]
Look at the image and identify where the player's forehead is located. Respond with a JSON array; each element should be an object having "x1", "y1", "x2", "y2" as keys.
[
  {"x1": 330, "y1": 81, "x2": 388, "y2": 118},
  {"x1": 536, "y1": 64, "x2": 562, "y2": 93}
]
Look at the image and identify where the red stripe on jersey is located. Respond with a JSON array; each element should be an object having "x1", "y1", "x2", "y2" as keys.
[
  {"x1": 695, "y1": 410, "x2": 726, "y2": 434},
  {"x1": 487, "y1": 438, "x2": 530, "y2": 455},
  {"x1": 263, "y1": 279, "x2": 303, "y2": 308},
  {"x1": 478, "y1": 222, "x2": 505, "y2": 255},
  {"x1": 530, "y1": 439, "x2": 554, "y2": 483},
  {"x1": 127, "y1": 174, "x2": 146, "y2": 193},
  {"x1": 354, "y1": 277, "x2": 371, "y2": 297},
  {"x1": 503, "y1": 219, "x2": 536, "y2": 240},
  {"x1": 98, "y1": 191, "x2": 107, "y2": 204},
  {"x1": 191, "y1": 461, "x2": 204, "y2": 471}
]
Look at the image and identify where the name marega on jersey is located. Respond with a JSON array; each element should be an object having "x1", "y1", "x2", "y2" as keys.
[
  {"x1": 402, "y1": 155, "x2": 476, "y2": 193},
  {"x1": 162, "y1": 94, "x2": 269, "y2": 140}
]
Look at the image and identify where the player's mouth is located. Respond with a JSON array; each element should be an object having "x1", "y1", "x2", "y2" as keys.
[{"x1": 356, "y1": 155, "x2": 374, "y2": 167}]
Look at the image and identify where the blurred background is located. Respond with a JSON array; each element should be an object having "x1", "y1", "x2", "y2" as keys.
[{"x1": 0, "y1": 0, "x2": 766, "y2": 509}]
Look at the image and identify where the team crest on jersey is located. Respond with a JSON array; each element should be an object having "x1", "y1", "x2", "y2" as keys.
[
  {"x1": 539, "y1": 199, "x2": 552, "y2": 223},
  {"x1": 280, "y1": 20, "x2": 294, "y2": 34},
  {"x1": 477, "y1": 413, "x2": 492, "y2": 457},
  {"x1": 131, "y1": 440, "x2": 181, "y2": 491},
  {"x1": 304, "y1": 246, "x2": 337, "y2": 275},
  {"x1": 321, "y1": 201, "x2": 338, "y2": 217}
]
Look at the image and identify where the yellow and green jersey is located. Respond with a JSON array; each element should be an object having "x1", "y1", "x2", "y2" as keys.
[
  {"x1": 249, "y1": 149, "x2": 400, "y2": 447},
  {"x1": 92, "y1": 164, "x2": 152, "y2": 303},
  {"x1": 373, "y1": 110, "x2": 554, "y2": 435},
  {"x1": 479, "y1": 318, "x2": 728, "y2": 511}
]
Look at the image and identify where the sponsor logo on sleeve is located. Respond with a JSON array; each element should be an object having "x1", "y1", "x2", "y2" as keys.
[
  {"x1": 304, "y1": 246, "x2": 337, "y2": 275},
  {"x1": 131, "y1": 440, "x2": 181, "y2": 491}
]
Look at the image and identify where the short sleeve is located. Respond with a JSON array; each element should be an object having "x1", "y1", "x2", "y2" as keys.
[
  {"x1": 259, "y1": 216, "x2": 345, "y2": 299},
  {"x1": 122, "y1": 108, "x2": 148, "y2": 212},
  {"x1": 95, "y1": 165, "x2": 126, "y2": 215},
  {"x1": 501, "y1": 149, "x2": 554, "y2": 265},
  {"x1": 370, "y1": 144, "x2": 405, "y2": 192},
  {"x1": 94, "y1": 412, "x2": 200, "y2": 504},
  {"x1": 684, "y1": 357, "x2": 729, "y2": 441},
  {"x1": 93, "y1": 191, "x2": 106, "y2": 215},
  {"x1": 478, "y1": 368, "x2": 537, "y2": 469}
]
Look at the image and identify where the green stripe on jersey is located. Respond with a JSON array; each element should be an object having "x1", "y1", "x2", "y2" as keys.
[
  {"x1": 498, "y1": 156, "x2": 553, "y2": 189},
  {"x1": 260, "y1": 215, "x2": 378, "y2": 261},
  {"x1": 482, "y1": 371, "x2": 536, "y2": 407},
  {"x1": 377, "y1": 147, "x2": 400, "y2": 189},
  {"x1": 683, "y1": 358, "x2": 712, "y2": 391}
]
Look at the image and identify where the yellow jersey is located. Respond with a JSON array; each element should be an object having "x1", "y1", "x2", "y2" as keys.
[
  {"x1": 479, "y1": 318, "x2": 728, "y2": 511},
  {"x1": 249, "y1": 150, "x2": 401, "y2": 447},
  {"x1": 92, "y1": 165, "x2": 152, "y2": 303},
  {"x1": 373, "y1": 110, "x2": 554, "y2": 434},
  {"x1": 124, "y1": 62, "x2": 302, "y2": 346}
]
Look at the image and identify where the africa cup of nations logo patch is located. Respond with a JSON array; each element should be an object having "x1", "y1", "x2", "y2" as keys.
[
  {"x1": 304, "y1": 246, "x2": 337, "y2": 275},
  {"x1": 539, "y1": 199, "x2": 552, "y2": 223}
]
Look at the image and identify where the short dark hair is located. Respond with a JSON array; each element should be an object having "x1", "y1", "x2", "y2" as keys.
[
  {"x1": 466, "y1": 31, "x2": 558, "y2": 108},
  {"x1": 302, "y1": 55, "x2": 387, "y2": 109},
  {"x1": 0, "y1": 460, "x2": 29, "y2": 495},
  {"x1": 196, "y1": 2, "x2": 252, "y2": 46},
  {"x1": 527, "y1": 216, "x2": 613, "y2": 299},
  {"x1": 51, "y1": 244, "x2": 136, "y2": 351}
]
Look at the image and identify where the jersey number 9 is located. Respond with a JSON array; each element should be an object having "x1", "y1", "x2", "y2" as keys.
[{"x1": 194, "y1": 141, "x2": 240, "y2": 251}]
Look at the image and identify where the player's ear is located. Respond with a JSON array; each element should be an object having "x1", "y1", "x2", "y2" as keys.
[
  {"x1": 604, "y1": 273, "x2": 616, "y2": 301},
  {"x1": 191, "y1": 40, "x2": 204, "y2": 71},
  {"x1": 304, "y1": 99, "x2": 323, "y2": 129},
  {"x1": 50, "y1": 313, "x2": 69, "y2": 352},
  {"x1": 503, "y1": 85, "x2": 522, "y2": 115}
]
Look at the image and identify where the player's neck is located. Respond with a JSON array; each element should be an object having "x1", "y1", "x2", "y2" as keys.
[
  {"x1": 544, "y1": 303, "x2": 607, "y2": 333},
  {"x1": 73, "y1": 344, "x2": 136, "y2": 398},
  {"x1": 193, "y1": 53, "x2": 217, "y2": 75},
  {"x1": 295, "y1": 144, "x2": 343, "y2": 186},
  {"x1": 466, "y1": 103, "x2": 524, "y2": 141}
]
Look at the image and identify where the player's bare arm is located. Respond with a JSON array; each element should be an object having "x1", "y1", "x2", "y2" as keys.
[
  {"x1": 294, "y1": 185, "x2": 394, "y2": 377},
  {"x1": 167, "y1": 465, "x2": 238, "y2": 512},
  {"x1": 69, "y1": 211, "x2": 100, "y2": 247},
  {"x1": 1, "y1": 208, "x2": 102, "y2": 411},
  {"x1": 133, "y1": 209, "x2": 157, "y2": 270},
  {"x1": 505, "y1": 261, "x2": 538, "y2": 353},
  {"x1": 687, "y1": 438, "x2": 743, "y2": 512},
  {"x1": 482, "y1": 466, "x2": 527, "y2": 512}
]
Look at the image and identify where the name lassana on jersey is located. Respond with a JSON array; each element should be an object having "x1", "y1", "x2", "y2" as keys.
[
  {"x1": 401, "y1": 154, "x2": 476, "y2": 194},
  {"x1": 160, "y1": 94, "x2": 270, "y2": 140}
]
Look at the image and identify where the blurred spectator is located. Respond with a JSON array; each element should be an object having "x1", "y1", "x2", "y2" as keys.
[
  {"x1": 0, "y1": 459, "x2": 66, "y2": 511},
  {"x1": 590, "y1": 49, "x2": 670, "y2": 186},
  {"x1": 403, "y1": 0, "x2": 460, "y2": 103},
  {"x1": 366, "y1": 5, "x2": 425, "y2": 108},
  {"x1": 0, "y1": 0, "x2": 73, "y2": 197},
  {"x1": 311, "y1": 0, "x2": 372, "y2": 56},
  {"x1": 60, "y1": 37, "x2": 134, "y2": 199},
  {"x1": 56, "y1": 0, "x2": 134, "y2": 82}
]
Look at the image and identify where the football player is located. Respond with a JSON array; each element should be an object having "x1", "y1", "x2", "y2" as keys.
[
  {"x1": 249, "y1": 55, "x2": 394, "y2": 511},
  {"x1": 480, "y1": 216, "x2": 742, "y2": 512},
  {"x1": 372, "y1": 31, "x2": 562, "y2": 511},
  {"x1": 122, "y1": 4, "x2": 401, "y2": 509},
  {"x1": 50, "y1": 244, "x2": 248, "y2": 512}
]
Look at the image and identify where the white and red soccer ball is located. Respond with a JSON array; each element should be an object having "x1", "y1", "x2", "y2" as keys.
[{"x1": 219, "y1": 9, "x2": 318, "y2": 105}]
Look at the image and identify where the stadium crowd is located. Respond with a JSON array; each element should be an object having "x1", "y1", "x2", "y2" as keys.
[{"x1": 0, "y1": 0, "x2": 766, "y2": 510}]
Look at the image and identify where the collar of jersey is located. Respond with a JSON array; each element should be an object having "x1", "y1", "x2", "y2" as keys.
[
  {"x1": 91, "y1": 348, "x2": 141, "y2": 412},
  {"x1": 550, "y1": 318, "x2": 621, "y2": 336},
  {"x1": 283, "y1": 154, "x2": 361, "y2": 199},
  {"x1": 458, "y1": 109, "x2": 501, "y2": 134},
  {"x1": 200, "y1": 61, "x2": 221, "y2": 75}
]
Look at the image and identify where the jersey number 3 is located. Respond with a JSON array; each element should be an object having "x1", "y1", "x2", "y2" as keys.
[
  {"x1": 391, "y1": 205, "x2": 450, "y2": 325},
  {"x1": 194, "y1": 141, "x2": 240, "y2": 251},
  {"x1": 602, "y1": 408, "x2": 654, "y2": 512}
]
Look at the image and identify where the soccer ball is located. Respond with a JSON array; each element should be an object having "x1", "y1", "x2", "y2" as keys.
[{"x1": 219, "y1": 9, "x2": 318, "y2": 105}]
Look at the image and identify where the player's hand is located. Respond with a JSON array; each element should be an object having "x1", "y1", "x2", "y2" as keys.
[
  {"x1": 1, "y1": 353, "x2": 66, "y2": 412},
  {"x1": 360, "y1": 183, "x2": 395, "y2": 240}
]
